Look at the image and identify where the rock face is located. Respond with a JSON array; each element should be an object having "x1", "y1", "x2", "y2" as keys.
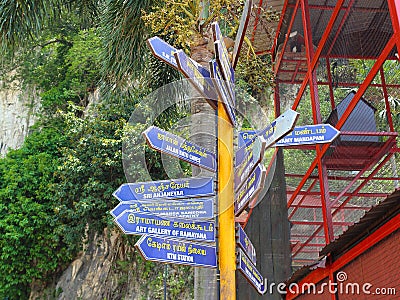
[
  {"x1": 0, "y1": 83, "x2": 39, "y2": 156},
  {"x1": 54, "y1": 229, "x2": 117, "y2": 299},
  {"x1": 29, "y1": 229, "x2": 182, "y2": 300},
  {"x1": 29, "y1": 229, "x2": 140, "y2": 300},
  {"x1": 52, "y1": 230, "x2": 142, "y2": 300}
]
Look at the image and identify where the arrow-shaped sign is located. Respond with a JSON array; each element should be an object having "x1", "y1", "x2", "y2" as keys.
[
  {"x1": 212, "y1": 22, "x2": 235, "y2": 100},
  {"x1": 212, "y1": 22, "x2": 234, "y2": 84},
  {"x1": 258, "y1": 109, "x2": 299, "y2": 148},
  {"x1": 235, "y1": 164, "x2": 266, "y2": 215},
  {"x1": 239, "y1": 124, "x2": 340, "y2": 148},
  {"x1": 110, "y1": 198, "x2": 215, "y2": 219},
  {"x1": 240, "y1": 109, "x2": 299, "y2": 149},
  {"x1": 174, "y1": 50, "x2": 218, "y2": 109},
  {"x1": 143, "y1": 126, "x2": 217, "y2": 172},
  {"x1": 234, "y1": 136, "x2": 266, "y2": 191},
  {"x1": 113, "y1": 177, "x2": 215, "y2": 202},
  {"x1": 135, "y1": 235, "x2": 217, "y2": 268},
  {"x1": 209, "y1": 59, "x2": 236, "y2": 126},
  {"x1": 236, "y1": 224, "x2": 257, "y2": 265},
  {"x1": 147, "y1": 36, "x2": 179, "y2": 69},
  {"x1": 115, "y1": 211, "x2": 215, "y2": 242},
  {"x1": 237, "y1": 248, "x2": 267, "y2": 295},
  {"x1": 232, "y1": 0, "x2": 253, "y2": 69},
  {"x1": 274, "y1": 124, "x2": 340, "y2": 147}
]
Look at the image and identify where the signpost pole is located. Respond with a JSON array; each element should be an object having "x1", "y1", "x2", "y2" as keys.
[{"x1": 217, "y1": 100, "x2": 236, "y2": 299}]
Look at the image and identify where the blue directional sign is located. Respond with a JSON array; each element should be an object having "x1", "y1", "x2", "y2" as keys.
[
  {"x1": 212, "y1": 22, "x2": 234, "y2": 84},
  {"x1": 234, "y1": 136, "x2": 266, "y2": 191},
  {"x1": 174, "y1": 50, "x2": 218, "y2": 109},
  {"x1": 212, "y1": 22, "x2": 235, "y2": 100},
  {"x1": 239, "y1": 109, "x2": 299, "y2": 149},
  {"x1": 214, "y1": 41, "x2": 235, "y2": 87},
  {"x1": 235, "y1": 164, "x2": 266, "y2": 215},
  {"x1": 135, "y1": 235, "x2": 217, "y2": 268},
  {"x1": 258, "y1": 109, "x2": 299, "y2": 148},
  {"x1": 209, "y1": 59, "x2": 236, "y2": 125},
  {"x1": 115, "y1": 211, "x2": 215, "y2": 242},
  {"x1": 110, "y1": 198, "x2": 215, "y2": 219},
  {"x1": 143, "y1": 126, "x2": 217, "y2": 172},
  {"x1": 236, "y1": 224, "x2": 257, "y2": 265},
  {"x1": 237, "y1": 248, "x2": 266, "y2": 295},
  {"x1": 113, "y1": 177, "x2": 215, "y2": 202},
  {"x1": 236, "y1": 136, "x2": 262, "y2": 167},
  {"x1": 275, "y1": 124, "x2": 340, "y2": 147},
  {"x1": 147, "y1": 36, "x2": 178, "y2": 69}
]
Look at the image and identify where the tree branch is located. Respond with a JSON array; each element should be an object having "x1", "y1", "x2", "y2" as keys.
[{"x1": 37, "y1": 38, "x2": 73, "y2": 48}]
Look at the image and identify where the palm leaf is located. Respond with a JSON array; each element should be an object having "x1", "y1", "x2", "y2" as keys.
[
  {"x1": 0, "y1": 0, "x2": 58, "y2": 48},
  {"x1": 0, "y1": 0, "x2": 100, "y2": 50},
  {"x1": 100, "y1": 0, "x2": 161, "y2": 85}
]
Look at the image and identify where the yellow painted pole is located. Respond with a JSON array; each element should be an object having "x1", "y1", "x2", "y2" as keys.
[{"x1": 218, "y1": 100, "x2": 236, "y2": 299}]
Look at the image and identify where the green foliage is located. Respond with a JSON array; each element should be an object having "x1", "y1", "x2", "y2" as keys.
[
  {"x1": 100, "y1": 0, "x2": 160, "y2": 86},
  {"x1": 0, "y1": 0, "x2": 100, "y2": 50},
  {"x1": 53, "y1": 103, "x2": 129, "y2": 248},
  {"x1": 0, "y1": 126, "x2": 70, "y2": 298},
  {"x1": 142, "y1": 0, "x2": 242, "y2": 49},
  {"x1": 0, "y1": 97, "x2": 139, "y2": 297},
  {"x1": 236, "y1": 53, "x2": 275, "y2": 98},
  {"x1": 0, "y1": 14, "x2": 127, "y2": 295},
  {"x1": 27, "y1": 28, "x2": 102, "y2": 114}
]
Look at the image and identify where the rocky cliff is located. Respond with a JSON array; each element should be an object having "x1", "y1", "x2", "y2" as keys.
[
  {"x1": 29, "y1": 229, "x2": 145, "y2": 299},
  {"x1": 0, "y1": 82, "x2": 39, "y2": 155},
  {"x1": 29, "y1": 228, "x2": 193, "y2": 299}
]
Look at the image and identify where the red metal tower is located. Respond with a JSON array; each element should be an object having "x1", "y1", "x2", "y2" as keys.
[{"x1": 247, "y1": 0, "x2": 400, "y2": 270}]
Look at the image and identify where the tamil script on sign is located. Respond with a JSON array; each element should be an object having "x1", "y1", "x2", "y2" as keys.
[
  {"x1": 235, "y1": 164, "x2": 266, "y2": 215},
  {"x1": 237, "y1": 224, "x2": 257, "y2": 265},
  {"x1": 174, "y1": 50, "x2": 218, "y2": 105},
  {"x1": 113, "y1": 177, "x2": 215, "y2": 201},
  {"x1": 143, "y1": 126, "x2": 217, "y2": 172},
  {"x1": 110, "y1": 198, "x2": 215, "y2": 219},
  {"x1": 135, "y1": 235, "x2": 217, "y2": 268},
  {"x1": 234, "y1": 136, "x2": 266, "y2": 191},
  {"x1": 115, "y1": 211, "x2": 215, "y2": 242}
]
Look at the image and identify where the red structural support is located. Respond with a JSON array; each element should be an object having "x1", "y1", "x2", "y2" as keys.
[
  {"x1": 251, "y1": 0, "x2": 400, "y2": 274},
  {"x1": 274, "y1": 0, "x2": 300, "y2": 77},
  {"x1": 388, "y1": 0, "x2": 400, "y2": 53},
  {"x1": 291, "y1": 0, "x2": 345, "y2": 110},
  {"x1": 291, "y1": 152, "x2": 395, "y2": 260},
  {"x1": 271, "y1": 0, "x2": 400, "y2": 268},
  {"x1": 288, "y1": 35, "x2": 397, "y2": 212},
  {"x1": 286, "y1": 214, "x2": 400, "y2": 299},
  {"x1": 380, "y1": 67, "x2": 395, "y2": 132}
]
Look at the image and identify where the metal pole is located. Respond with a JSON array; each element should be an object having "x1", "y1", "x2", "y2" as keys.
[{"x1": 217, "y1": 100, "x2": 235, "y2": 299}]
